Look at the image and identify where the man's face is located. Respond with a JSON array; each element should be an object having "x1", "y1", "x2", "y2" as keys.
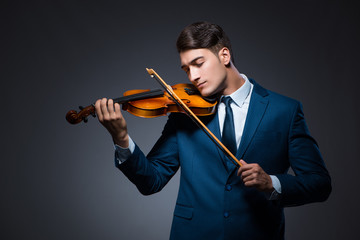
[{"x1": 180, "y1": 48, "x2": 228, "y2": 97}]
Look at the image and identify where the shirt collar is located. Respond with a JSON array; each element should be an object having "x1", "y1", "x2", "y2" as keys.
[{"x1": 223, "y1": 74, "x2": 252, "y2": 108}]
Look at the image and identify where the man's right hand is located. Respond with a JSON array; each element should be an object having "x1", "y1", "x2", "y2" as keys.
[{"x1": 95, "y1": 98, "x2": 129, "y2": 148}]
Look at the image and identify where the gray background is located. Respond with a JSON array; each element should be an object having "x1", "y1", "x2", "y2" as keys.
[{"x1": 1, "y1": 0, "x2": 359, "y2": 239}]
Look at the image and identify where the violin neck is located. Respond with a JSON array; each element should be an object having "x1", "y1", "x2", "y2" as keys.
[{"x1": 113, "y1": 89, "x2": 164, "y2": 104}]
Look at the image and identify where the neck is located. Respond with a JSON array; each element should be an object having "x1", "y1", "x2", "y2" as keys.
[{"x1": 222, "y1": 65, "x2": 245, "y2": 96}]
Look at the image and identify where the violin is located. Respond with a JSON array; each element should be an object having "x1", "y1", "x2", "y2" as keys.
[
  {"x1": 65, "y1": 83, "x2": 217, "y2": 125},
  {"x1": 66, "y1": 68, "x2": 242, "y2": 167}
]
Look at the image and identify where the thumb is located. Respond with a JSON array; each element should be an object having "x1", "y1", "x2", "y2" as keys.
[
  {"x1": 237, "y1": 159, "x2": 247, "y2": 176},
  {"x1": 240, "y1": 159, "x2": 247, "y2": 166}
]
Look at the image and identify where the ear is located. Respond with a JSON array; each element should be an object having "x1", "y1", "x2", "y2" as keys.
[{"x1": 218, "y1": 47, "x2": 231, "y2": 66}]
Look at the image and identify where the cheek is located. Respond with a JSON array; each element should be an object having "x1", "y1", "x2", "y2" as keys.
[{"x1": 211, "y1": 66, "x2": 226, "y2": 84}]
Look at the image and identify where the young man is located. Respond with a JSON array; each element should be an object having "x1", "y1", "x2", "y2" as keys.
[{"x1": 95, "y1": 22, "x2": 331, "y2": 240}]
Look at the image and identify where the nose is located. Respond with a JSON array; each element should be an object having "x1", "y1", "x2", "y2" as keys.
[{"x1": 188, "y1": 67, "x2": 200, "y2": 82}]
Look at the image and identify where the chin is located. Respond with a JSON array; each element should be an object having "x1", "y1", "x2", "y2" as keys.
[
  {"x1": 199, "y1": 89, "x2": 211, "y2": 97},
  {"x1": 199, "y1": 86, "x2": 219, "y2": 97}
]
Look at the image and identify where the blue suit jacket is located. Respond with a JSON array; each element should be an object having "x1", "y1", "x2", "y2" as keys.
[{"x1": 117, "y1": 80, "x2": 331, "y2": 240}]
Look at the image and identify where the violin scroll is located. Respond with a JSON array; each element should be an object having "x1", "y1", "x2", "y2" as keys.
[{"x1": 66, "y1": 105, "x2": 96, "y2": 124}]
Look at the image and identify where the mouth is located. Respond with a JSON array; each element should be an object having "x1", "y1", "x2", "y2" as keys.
[{"x1": 197, "y1": 81, "x2": 206, "y2": 88}]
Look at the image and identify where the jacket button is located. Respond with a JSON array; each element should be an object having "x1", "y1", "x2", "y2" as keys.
[
  {"x1": 225, "y1": 184, "x2": 232, "y2": 191},
  {"x1": 224, "y1": 212, "x2": 229, "y2": 218}
]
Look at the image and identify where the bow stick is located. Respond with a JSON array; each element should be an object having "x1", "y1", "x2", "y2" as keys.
[{"x1": 146, "y1": 68, "x2": 242, "y2": 168}]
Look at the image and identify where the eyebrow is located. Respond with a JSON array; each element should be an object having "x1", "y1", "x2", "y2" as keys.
[{"x1": 181, "y1": 56, "x2": 204, "y2": 70}]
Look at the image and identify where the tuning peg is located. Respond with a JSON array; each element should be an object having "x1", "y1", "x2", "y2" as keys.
[
  {"x1": 91, "y1": 112, "x2": 96, "y2": 118},
  {"x1": 82, "y1": 117, "x2": 88, "y2": 123},
  {"x1": 79, "y1": 106, "x2": 84, "y2": 110}
]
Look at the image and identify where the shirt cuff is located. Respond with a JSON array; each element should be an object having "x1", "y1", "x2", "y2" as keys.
[
  {"x1": 114, "y1": 135, "x2": 135, "y2": 164},
  {"x1": 268, "y1": 175, "x2": 282, "y2": 200}
]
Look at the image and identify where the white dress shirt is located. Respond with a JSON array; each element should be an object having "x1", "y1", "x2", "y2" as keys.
[{"x1": 218, "y1": 74, "x2": 253, "y2": 150}]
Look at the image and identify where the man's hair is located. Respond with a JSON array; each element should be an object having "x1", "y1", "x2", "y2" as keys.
[{"x1": 176, "y1": 21, "x2": 234, "y2": 63}]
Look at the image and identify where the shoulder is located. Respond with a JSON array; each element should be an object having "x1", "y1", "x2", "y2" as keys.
[
  {"x1": 250, "y1": 78, "x2": 301, "y2": 109},
  {"x1": 268, "y1": 89, "x2": 300, "y2": 108}
]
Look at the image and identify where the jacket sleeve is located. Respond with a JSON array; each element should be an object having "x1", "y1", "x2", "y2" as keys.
[
  {"x1": 276, "y1": 102, "x2": 332, "y2": 207},
  {"x1": 116, "y1": 113, "x2": 180, "y2": 195}
]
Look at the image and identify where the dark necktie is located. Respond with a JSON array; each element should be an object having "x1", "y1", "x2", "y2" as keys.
[{"x1": 221, "y1": 96, "x2": 237, "y2": 155}]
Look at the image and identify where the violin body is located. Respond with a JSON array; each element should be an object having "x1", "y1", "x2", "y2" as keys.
[{"x1": 123, "y1": 83, "x2": 217, "y2": 118}]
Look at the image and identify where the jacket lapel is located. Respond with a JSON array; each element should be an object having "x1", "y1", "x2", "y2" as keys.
[
  {"x1": 228, "y1": 80, "x2": 269, "y2": 173},
  {"x1": 238, "y1": 81, "x2": 269, "y2": 159}
]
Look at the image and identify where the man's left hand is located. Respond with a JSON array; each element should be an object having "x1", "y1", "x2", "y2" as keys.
[{"x1": 237, "y1": 160, "x2": 273, "y2": 192}]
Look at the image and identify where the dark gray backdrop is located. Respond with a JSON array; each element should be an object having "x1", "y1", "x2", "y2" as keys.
[{"x1": 2, "y1": 0, "x2": 359, "y2": 239}]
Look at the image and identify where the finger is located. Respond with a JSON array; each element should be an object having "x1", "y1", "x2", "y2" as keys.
[
  {"x1": 239, "y1": 168, "x2": 254, "y2": 179},
  {"x1": 242, "y1": 171, "x2": 258, "y2": 183},
  {"x1": 243, "y1": 179, "x2": 258, "y2": 188},
  {"x1": 237, "y1": 160, "x2": 251, "y2": 176},
  {"x1": 242, "y1": 164, "x2": 264, "y2": 179},
  {"x1": 95, "y1": 99, "x2": 103, "y2": 121},
  {"x1": 100, "y1": 98, "x2": 110, "y2": 119},
  {"x1": 114, "y1": 103, "x2": 121, "y2": 118},
  {"x1": 107, "y1": 99, "x2": 115, "y2": 115}
]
